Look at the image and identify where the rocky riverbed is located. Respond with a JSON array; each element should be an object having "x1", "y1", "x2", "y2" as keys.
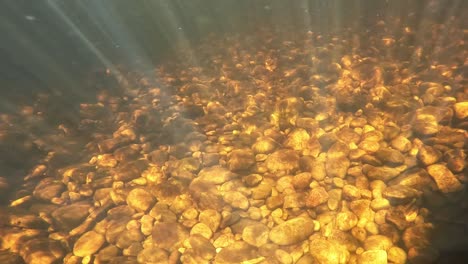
[{"x1": 0, "y1": 18, "x2": 467, "y2": 264}]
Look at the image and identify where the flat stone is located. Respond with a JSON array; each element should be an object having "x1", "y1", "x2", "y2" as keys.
[
  {"x1": 309, "y1": 238, "x2": 349, "y2": 264},
  {"x1": 363, "y1": 235, "x2": 393, "y2": 251},
  {"x1": 327, "y1": 141, "x2": 349, "y2": 159},
  {"x1": 336, "y1": 211, "x2": 358, "y2": 231},
  {"x1": 363, "y1": 165, "x2": 401, "y2": 181},
  {"x1": 305, "y1": 187, "x2": 329, "y2": 208},
  {"x1": 383, "y1": 185, "x2": 421, "y2": 205},
  {"x1": 427, "y1": 164, "x2": 462, "y2": 193},
  {"x1": 358, "y1": 250, "x2": 387, "y2": 264},
  {"x1": 375, "y1": 148, "x2": 405, "y2": 165},
  {"x1": 73, "y1": 231, "x2": 105, "y2": 257},
  {"x1": 269, "y1": 216, "x2": 316, "y2": 245},
  {"x1": 242, "y1": 223, "x2": 270, "y2": 247},
  {"x1": 190, "y1": 223, "x2": 213, "y2": 239},
  {"x1": 228, "y1": 149, "x2": 255, "y2": 171},
  {"x1": 51, "y1": 202, "x2": 91, "y2": 231},
  {"x1": 265, "y1": 149, "x2": 300, "y2": 174},
  {"x1": 152, "y1": 222, "x2": 189, "y2": 250},
  {"x1": 215, "y1": 241, "x2": 257, "y2": 263},
  {"x1": 114, "y1": 161, "x2": 147, "y2": 181},
  {"x1": 33, "y1": 182, "x2": 65, "y2": 201},
  {"x1": 18, "y1": 237, "x2": 64, "y2": 264},
  {"x1": 126, "y1": 188, "x2": 156, "y2": 212},
  {"x1": 198, "y1": 166, "x2": 236, "y2": 184}
]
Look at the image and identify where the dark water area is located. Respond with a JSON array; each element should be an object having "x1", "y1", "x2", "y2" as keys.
[
  {"x1": 0, "y1": 0, "x2": 467, "y2": 263},
  {"x1": 1, "y1": 0, "x2": 462, "y2": 105}
]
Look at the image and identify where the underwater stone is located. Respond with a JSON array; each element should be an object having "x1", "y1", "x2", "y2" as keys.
[
  {"x1": 427, "y1": 164, "x2": 462, "y2": 193},
  {"x1": 265, "y1": 149, "x2": 300, "y2": 174},
  {"x1": 242, "y1": 222, "x2": 270, "y2": 247},
  {"x1": 73, "y1": 231, "x2": 105, "y2": 257},
  {"x1": 269, "y1": 216, "x2": 316, "y2": 246},
  {"x1": 126, "y1": 188, "x2": 156, "y2": 213},
  {"x1": 305, "y1": 187, "x2": 329, "y2": 208},
  {"x1": 309, "y1": 237, "x2": 349, "y2": 264}
]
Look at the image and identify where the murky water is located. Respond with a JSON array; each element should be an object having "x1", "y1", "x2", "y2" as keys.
[{"x1": 1, "y1": 1, "x2": 467, "y2": 264}]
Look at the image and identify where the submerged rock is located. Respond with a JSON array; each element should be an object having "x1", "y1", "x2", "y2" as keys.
[
  {"x1": 269, "y1": 216, "x2": 316, "y2": 245},
  {"x1": 426, "y1": 164, "x2": 462, "y2": 193}
]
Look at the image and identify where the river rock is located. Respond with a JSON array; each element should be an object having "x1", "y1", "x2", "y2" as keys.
[
  {"x1": 224, "y1": 191, "x2": 249, "y2": 210},
  {"x1": 309, "y1": 237, "x2": 349, "y2": 264},
  {"x1": 136, "y1": 246, "x2": 168, "y2": 264},
  {"x1": 387, "y1": 246, "x2": 407, "y2": 264},
  {"x1": 305, "y1": 187, "x2": 329, "y2": 208},
  {"x1": 215, "y1": 241, "x2": 257, "y2": 263},
  {"x1": 265, "y1": 149, "x2": 300, "y2": 174},
  {"x1": 152, "y1": 222, "x2": 189, "y2": 250},
  {"x1": 228, "y1": 149, "x2": 255, "y2": 171},
  {"x1": 375, "y1": 148, "x2": 405, "y2": 165},
  {"x1": 417, "y1": 145, "x2": 441, "y2": 166},
  {"x1": 342, "y1": 184, "x2": 361, "y2": 200},
  {"x1": 391, "y1": 136, "x2": 411, "y2": 152},
  {"x1": 336, "y1": 211, "x2": 358, "y2": 231},
  {"x1": 358, "y1": 250, "x2": 387, "y2": 264},
  {"x1": 187, "y1": 235, "x2": 216, "y2": 261},
  {"x1": 284, "y1": 128, "x2": 310, "y2": 150},
  {"x1": 51, "y1": 202, "x2": 91, "y2": 231},
  {"x1": 199, "y1": 209, "x2": 221, "y2": 233},
  {"x1": 453, "y1": 102, "x2": 468, "y2": 119},
  {"x1": 126, "y1": 188, "x2": 156, "y2": 212},
  {"x1": 252, "y1": 137, "x2": 279, "y2": 154},
  {"x1": 242, "y1": 222, "x2": 270, "y2": 247},
  {"x1": 383, "y1": 185, "x2": 421, "y2": 205},
  {"x1": 444, "y1": 149, "x2": 466, "y2": 173},
  {"x1": 363, "y1": 235, "x2": 393, "y2": 251},
  {"x1": 427, "y1": 164, "x2": 462, "y2": 193},
  {"x1": 73, "y1": 231, "x2": 105, "y2": 257},
  {"x1": 269, "y1": 216, "x2": 316, "y2": 245},
  {"x1": 198, "y1": 166, "x2": 236, "y2": 184},
  {"x1": 33, "y1": 182, "x2": 65, "y2": 201},
  {"x1": 363, "y1": 165, "x2": 401, "y2": 181},
  {"x1": 326, "y1": 157, "x2": 350, "y2": 178},
  {"x1": 402, "y1": 223, "x2": 433, "y2": 249}
]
